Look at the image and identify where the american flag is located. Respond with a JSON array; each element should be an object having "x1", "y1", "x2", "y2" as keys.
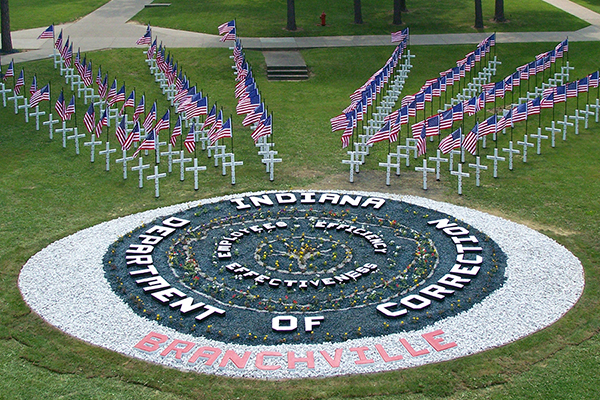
[
  {"x1": 589, "y1": 71, "x2": 600, "y2": 88},
  {"x1": 170, "y1": 115, "x2": 182, "y2": 146},
  {"x1": 242, "y1": 103, "x2": 265, "y2": 126},
  {"x1": 252, "y1": 114, "x2": 273, "y2": 143},
  {"x1": 133, "y1": 94, "x2": 145, "y2": 121},
  {"x1": 63, "y1": 42, "x2": 73, "y2": 68},
  {"x1": 416, "y1": 124, "x2": 427, "y2": 156},
  {"x1": 220, "y1": 27, "x2": 236, "y2": 42},
  {"x1": 55, "y1": 30, "x2": 63, "y2": 51},
  {"x1": 108, "y1": 84, "x2": 125, "y2": 106},
  {"x1": 147, "y1": 38, "x2": 157, "y2": 60},
  {"x1": 204, "y1": 104, "x2": 217, "y2": 128},
  {"x1": 212, "y1": 117, "x2": 232, "y2": 145},
  {"x1": 411, "y1": 120, "x2": 424, "y2": 138},
  {"x1": 439, "y1": 127, "x2": 462, "y2": 154},
  {"x1": 74, "y1": 49, "x2": 84, "y2": 77},
  {"x1": 566, "y1": 81, "x2": 578, "y2": 98},
  {"x1": 207, "y1": 110, "x2": 223, "y2": 143},
  {"x1": 367, "y1": 120, "x2": 391, "y2": 145},
  {"x1": 29, "y1": 84, "x2": 50, "y2": 108},
  {"x1": 464, "y1": 96, "x2": 477, "y2": 116},
  {"x1": 555, "y1": 85, "x2": 567, "y2": 103},
  {"x1": 462, "y1": 123, "x2": 480, "y2": 155},
  {"x1": 185, "y1": 97, "x2": 209, "y2": 118},
  {"x1": 341, "y1": 118, "x2": 354, "y2": 148},
  {"x1": 154, "y1": 109, "x2": 170, "y2": 133},
  {"x1": 451, "y1": 102, "x2": 464, "y2": 122},
  {"x1": 541, "y1": 90, "x2": 554, "y2": 109},
  {"x1": 236, "y1": 93, "x2": 261, "y2": 115},
  {"x1": 184, "y1": 124, "x2": 196, "y2": 153},
  {"x1": 218, "y1": 20, "x2": 235, "y2": 35},
  {"x1": 511, "y1": 70, "x2": 521, "y2": 87},
  {"x1": 504, "y1": 75, "x2": 513, "y2": 92},
  {"x1": 391, "y1": 27, "x2": 409, "y2": 43},
  {"x1": 390, "y1": 115, "x2": 400, "y2": 142},
  {"x1": 95, "y1": 109, "x2": 108, "y2": 138},
  {"x1": 414, "y1": 92, "x2": 426, "y2": 111},
  {"x1": 14, "y1": 69, "x2": 24, "y2": 95},
  {"x1": 440, "y1": 108, "x2": 453, "y2": 130},
  {"x1": 60, "y1": 37, "x2": 70, "y2": 59},
  {"x1": 3, "y1": 59, "x2": 14, "y2": 81},
  {"x1": 106, "y1": 79, "x2": 117, "y2": 102},
  {"x1": 133, "y1": 129, "x2": 156, "y2": 158},
  {"x1": 98, "y1": 74, "x2": 108, "y2": 99},
  {"x1": 65, "y1": 95, "x2": 76, "y2": 120},
  {"x1": 485, "y1": 87, "x2": 496, "y2": 103},
  {"x1": 115, "y1": 116, "x2": 127, "y2": 148},
  {"x1": 55, "y1": 90, "x2": 66, "y2": 121},
  {"x1": 124, "y1": 121, "x2": 140, "y2": 151},
  {"x1": 494, "y1": 81, "x2": 505, "y2": 98},
  {"x1": 527, "y1": 97, "x2": 541, "y2": 116},
  {"x1": 497, "y1": 108, "x2": 513, "y2": 131},
  {"x1": 479, "y1": 114, "x2": 497, "y2": 136},
  {"x1": 512, "y1": 102, "x2": 528, "y2": 123},
  {"x1": 84, "y1": 103, "x2": 95, "y2": 133},
  {"x1": 96, "y1": 66, "x2": 102, "y2": 87},
  {"x1": 578, "y1": 76, "x2": 589, "y2": 93},
  {"x1": 121, "y1": 89, "x2": 135, "y2": 114},
  {"x1": 425, "y1": 114, "x2": 440, "y2": 136},
  {"x1": 37, "y1": 25, "x2": 54, "y2": 39},
  {"x1": 136, "y1": 26, "x2": 152, "y2": 46},
  {"x1": 83, "y1": 61, "x2": 93, "y2": 87}
]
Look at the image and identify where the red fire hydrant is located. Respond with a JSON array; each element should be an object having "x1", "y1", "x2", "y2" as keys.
[{"x1": 320, "y1": 12, "x2": 326, "y2": 26}]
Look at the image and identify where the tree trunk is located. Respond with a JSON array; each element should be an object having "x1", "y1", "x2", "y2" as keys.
[
  {"x1": 494, "y1": 0, "x2": 506, "y2": 22},
  {"x1": 1, "y1": 0, "x2": 12, "y2": 53},
  {"x1": 400, "y1": 0, "x2": 408, "y2": 12},
  {"x1": 287, "y1": 0, "x2": 297, "y2": 31},
  {"x1": 393, "y1": 0, "x2": 403, "y2": 25},
  {"x1": 354, "y1": 0, "x2": 363, "y2": 24},
  {"x1": 474, "y1": 0, "x2": 484, "y2": 29}
]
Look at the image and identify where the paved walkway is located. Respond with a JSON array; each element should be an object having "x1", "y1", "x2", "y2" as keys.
[{"x1": 4, "y1": 0, "x2": 600, "y2": 65}]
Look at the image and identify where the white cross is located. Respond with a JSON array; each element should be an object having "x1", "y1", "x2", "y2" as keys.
[
  {"x1": 197, "y1": 128, "x2": 210, "y2": 150},
  {"x1": 502, "y1": 141, "x2": 520, "y2": 170},
  {"x1": 66, "y1": 127, "x2": 86, "y2": 155},
  {"x1": 98, "y1": 142, "x2": 117, "y2": 171},
  {"x1": 84, "y1": 87, "x2": 99, "y2": 104},
  {"x1": 17, "y1": 96, "x2": 29, "y2": 122},
  {"x1": 568, "y1": 109, "x2": 585, "y2": 135},
  {"x1": 84, "y1": 134, "x2": 102, "y2": 163},
  {"x1": 403, "y1": 50, "x2": 416, "y2": 65},
  {"x1": 60, "y1": 59, "x2": 68, "y2": 76},
  {"x1": 342, "y1": 151, "x2": 362, "y2": 183},
  {"x1": 107, "y1": 106, "x2": 119, "y2": 127},
  {"x1": 588, "y1": 98, "x2": 600, "y2": 123},
  {"x1": 147, "y1": 165, "x2": 167, "y2": 198},
  {"x1": 488, "y1": 56, "x2": 501, "y2": 75},
  {"x1": 517, "y1": 135, "x2": 534, "y2": 163},
  {"x1": 29, "y1": 105, "x2": 46, "y2": 131},
  {"x1": 261, "y1": 150, "x2": 283, "y2": 181},
  {"x1": 580, "y1": 106, "x2": 595, "y2": 129},
  {"x1": 154, "y1": 137, "x2": 167, "y2": 164},
  {"x1": 172, "y1": 150, "x2": 192, "y2": 181},
  {"x1": 185, "y1": 158, "x2": 207, "y2": 190},
  {"x1": 131, "y1": 157, "x2": 151, "y2": 188},
  {"x1": 415, "y1": 159, "x2": 435, "y2": 190},
  {"x1": 486, "y1": 148, "x2": 505, "y2": 178},
  {"x1": 450, "y1": 163, "x2": 470, "y2": 195},
  {"x1": 160, "y1": 144, "x2": 179, "y2": 173},
  {"x1": 76, "y1": 80, "x2": 87, "y2": 98},
  {"x1": 56, "y1": 120, "x2": 74, "y2": 148},
  {"x1": 43, "y1": 113, "x2": 59, "y2": 140},
  {"x1": 560, "y1": 62, "x2": 574, "y2": 81},
  {"x1": 50, "y1": 48, "x2": 62, "y2": 69},
  {"x1": 0, "y1": 82, "x2": 11, "y2": 107},
  {"x1": 545, "y1": 121, "x2": 560, "y2": 148},
  {"x1": 449, "y1": 149, "x2": 461, "y2": 172},
  {"x1": 8, "y1": 90, "x2": 23, "y2": 114},
  {"x1": 64, "y1": 67, "x2": 75, "y2": 84},
  {"x1": 70, "y1": 73, "x2": 81, "y2": 91},
  {"x1": 405, "y1": 138, "x2": 419, "y2": 159},
  {"x1": 221, "y1": 153, "x2": 244, "y2": 185},
  {"x1": 468, "y1": 156, "x2": 488, "y2": 187},
  {"x1": 379, "y1": 153, "x2": 400, "y2": 186},
  {"x1": 212, "y1": 144, "x2": 228, "y2": 168},
  {"x1": 391, "y1": 144, "x2": 409, "y2": 171},
  {"x1": 556, "y1": 115, "x2": 573, "y2": 141},
  {"x1": 115, "y1": 149, "x2": 135, "y2": 179},
  {"x1": 429, "y1": 150, "x2": 449, "y2": 181},
  {"x1": 529, "y1": 127, "x2": 548, "y2": 155},
  {"x1": 257, "y1": 148, "x2": 277, "y2": 173},
  {"x1": 354, "y1": 142, "x2": 370, "y2": 172}
]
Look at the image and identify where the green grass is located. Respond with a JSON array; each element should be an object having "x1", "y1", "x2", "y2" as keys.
[
  {"x1": 2, "y1": 41, "x2": 600, "y2": 399},
  {"x1": 132, "y1": 0, "x2": 589, "y2": 37},
  {"x1": 9, "y1": 0, "x2": 110, "y2": 31},
  {"x1": 570, "y1": 0, "x2": 600, "y2": 14}
]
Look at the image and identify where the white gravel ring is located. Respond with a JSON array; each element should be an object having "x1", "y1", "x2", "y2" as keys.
[{"x1": 18, "y1": 190, "x2": 584, "y2": 379}]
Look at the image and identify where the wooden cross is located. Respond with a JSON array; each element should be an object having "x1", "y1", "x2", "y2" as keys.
[
  {"x1": 43, "y1": 113, "x2": 59, "y2": 140},
  {"x1": 221, "y1": 153, "x2": 244, "y2": 185},
  {"x1": 185, "y1": 158, "x2": 207, "y2": 190},
  {"x1": 568, "y1": 109, "x2": 585, "y2": 135},
  {"x1": 29, "y1": 105, "x2": 46, "y2": 131},
  {"x1": 131, "y1": 157, "x2": 150, "y2": 188},
  {"x1": 66, "y1": 127, "x2": 86, "y2": 155},
  {"x1": 529, "y1": 127, "x2": 548, "y2": 155},
  {"x1": 115, "y1": 149, "x2": 135, "y2": 180},
  {"x1": 172, "y1": 150, "x2": 192, "y2": 181},
  {"x1": 160, "y1": 144, "x2": 180, "y2": 173},
  {"x1": 486, "y1": 148, "x2": 505, "y2": 178},
  {"x1": 342, "y1": 151, "x2": 362, "y2": 183},
  {"x1": 544, "y1": 121, "x2": 560, "y2": 148},
  {"x1": 468, "y1": 156, "x2": 488, "y2": 187},
  {"x1": 502, "y1": 141, "x2": 520, "y2": 170},
  {"x1": 517, "y1": 135, "x2": 534, "y2": 163},
  {"x1": 83, "y1": 134, "x2": 102, "y2": 163},
  {"x1": 379, "y1": 153, "x2": 400, "y2": 186},
  {"x1": 261, "y1": 150, "x2": 283, "y2": 182},
  {"x1": 429, "y1": 150, "x2": 449, "y2": 181},
  {"x1": 147, "y1": 165, "x2": 167, "y2": 198},
  {"x1": 450, "y1": 163, "x2": 470, "y2": 195},
  {"x1": 415, "y1": 159, "x2": 435, "y2": 190},
  {"x1": 0, "y1": 82, "x2": 11, "y2": 107},
  {"x1": 98, "y1": 142, "x2": 117, "y2": 172},
  {"x1": 56, "y1": 120, "x2": 74, "y2": 148}
]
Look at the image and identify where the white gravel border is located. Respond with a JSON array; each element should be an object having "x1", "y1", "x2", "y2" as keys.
[{"x1": 18, "y1": 190, "x2": 584, "y2": 379}]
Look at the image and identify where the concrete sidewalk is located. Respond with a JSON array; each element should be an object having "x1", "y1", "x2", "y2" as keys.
[{"x1": 3, "y1": 0, "x2": 600, "y2": 65}]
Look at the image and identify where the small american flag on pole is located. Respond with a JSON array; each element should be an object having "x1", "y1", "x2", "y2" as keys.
[{"x1": 37, "y1": 25, "x2": 54, "y2": 40}]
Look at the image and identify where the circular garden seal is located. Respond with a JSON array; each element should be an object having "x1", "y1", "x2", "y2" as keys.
[{"x1": 19, "y1": 191, "x2": 584, "y2": 379}]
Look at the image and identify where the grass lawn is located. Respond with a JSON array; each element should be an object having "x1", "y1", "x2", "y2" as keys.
[
  {"x1": 570, "y1": 0, "x2": 600, "y2": 14},
  {"x1": 132, "y1": 0, "x2": 589, "y2": 37},
  {"x1": 2, "y1": 40, "x2": 600, "y2": 399},
  {"x1": 9, "y1": 0, "x2": 110, "y2": 31}
]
